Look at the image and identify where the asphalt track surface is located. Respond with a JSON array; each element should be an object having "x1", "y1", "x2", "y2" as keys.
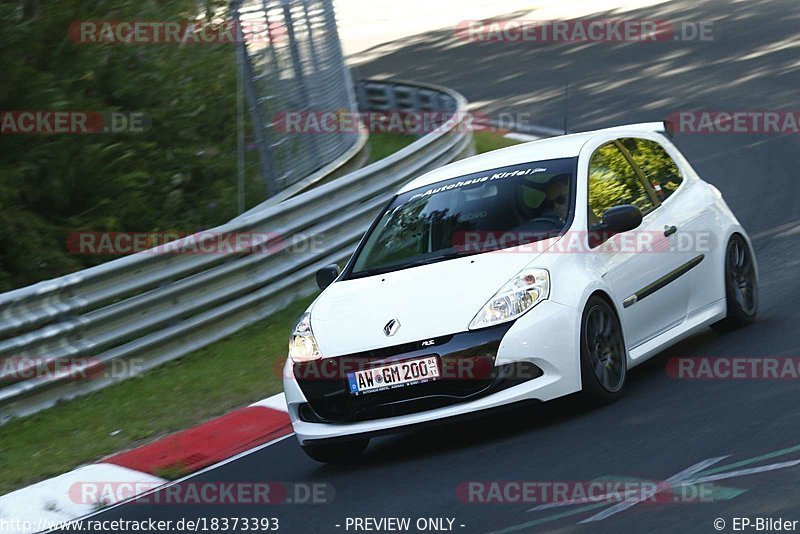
[{"x1": 62, "y1": 0, "x2": 800, "y2": 532}]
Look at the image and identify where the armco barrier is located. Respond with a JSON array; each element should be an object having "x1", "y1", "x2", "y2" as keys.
[{"x1": 0, "y1": 79, "x2": 473, "y2": 424}]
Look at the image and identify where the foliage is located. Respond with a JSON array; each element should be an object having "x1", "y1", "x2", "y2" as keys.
[
  {"x1": 0, "y1": 0, "x2": 264, "y2": 290},
  {"x1": 588, "y1": 139, "x2": 684, "y2": 221},
  {"x1": 588, "y1": 142, "x2": 653, "y2": 219}
]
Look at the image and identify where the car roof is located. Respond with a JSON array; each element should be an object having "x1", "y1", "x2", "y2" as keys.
[{"x1": 398, "y1": 122, "x2": 668, "y2": 194}]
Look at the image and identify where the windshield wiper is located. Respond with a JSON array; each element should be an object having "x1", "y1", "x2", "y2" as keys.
[
  {"x1": 351, "y1": 251, "x2": 467, "y2": 279},
  {"x1": 400, "y1": 250, "x2": 465, "y2": 269}
]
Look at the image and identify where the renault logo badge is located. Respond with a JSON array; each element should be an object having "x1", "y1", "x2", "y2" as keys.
[{"x1": 383, "y1": 319, "x2": 400, "y2": 337}]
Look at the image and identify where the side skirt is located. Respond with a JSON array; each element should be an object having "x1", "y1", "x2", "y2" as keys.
[{"x1": 627, "y1": 297, "x2": 727, "y2": 367}]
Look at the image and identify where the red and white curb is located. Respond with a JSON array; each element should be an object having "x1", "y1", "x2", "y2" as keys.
[{"x1": 0, "y1": 393, "x2": 292, "y2": 534}]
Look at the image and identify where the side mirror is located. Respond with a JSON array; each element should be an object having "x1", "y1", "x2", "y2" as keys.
[
  {"x1": 315, "y1": 264, "x2": 340, "y2": 290},
  {"x1": 599, "y1": 204, "x2": 643, "y2": 234}
]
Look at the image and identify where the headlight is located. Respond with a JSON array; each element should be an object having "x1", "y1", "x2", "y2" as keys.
[
  {"x1": 288, "y1": 312, "x2": 321, "y2": 363},
  {"x1": 469, "y1": 268, "x2": 550, "y2": 330}
]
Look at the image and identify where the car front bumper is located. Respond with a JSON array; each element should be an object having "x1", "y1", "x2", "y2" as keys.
[{"x1": 283, "y1": 300, "x2": 580, "y2": 445}]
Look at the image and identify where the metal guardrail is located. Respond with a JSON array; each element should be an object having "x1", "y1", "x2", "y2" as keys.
[{"x1": 0, "y1": 79, "x2": 474, "y2": 424}]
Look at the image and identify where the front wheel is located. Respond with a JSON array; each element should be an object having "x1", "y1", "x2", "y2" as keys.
[
  {"x1": 580, "y1": 296, "x2": 627, "y2": 405},
  {"x1": 301, "y1": 438, "x2": 369, "y2": 463},
  {"x1": 712, "y1": 234, "x2": 758, "y2": 332}
]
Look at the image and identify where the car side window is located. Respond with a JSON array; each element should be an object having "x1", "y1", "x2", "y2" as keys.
[
  {"x1": 619, "y1": 138, "x2": 684, "y2": 201},
  {"x1": 588, "y1": 142, "x2": 656, "y2": 224}
]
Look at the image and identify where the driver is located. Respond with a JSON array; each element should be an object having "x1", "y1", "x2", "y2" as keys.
[{"x1": 540, "y1": 175, "x2": 570, "y2": 222}]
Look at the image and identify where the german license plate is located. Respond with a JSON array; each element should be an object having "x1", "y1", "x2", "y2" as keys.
[{"x1": 347, "y1": 356, "x2": 440, "y2": 395}]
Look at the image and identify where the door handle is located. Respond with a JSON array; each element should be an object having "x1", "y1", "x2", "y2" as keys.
[{"x1": 664, "y1": 225, "x2": 678, "y2": 237}]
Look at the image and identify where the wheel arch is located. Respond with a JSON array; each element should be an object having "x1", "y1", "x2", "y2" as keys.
[
  {"x1": 723, "y1": 229, "x2": 759, "y2": 282},
  {"x1": 587, "y1": 289, "x2": 621, "y2": 319},
  {"x1": 582, "y1": 289, "x2": 631, "y2": 362}
]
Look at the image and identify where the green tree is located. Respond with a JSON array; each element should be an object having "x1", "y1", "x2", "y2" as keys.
[{"x1": 0, "y1": 0, "x2": 264, "y2": 290}]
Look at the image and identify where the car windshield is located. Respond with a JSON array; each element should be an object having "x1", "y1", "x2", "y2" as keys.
[{"x1": 348, "y1": 158, "x2": 577, "y2": 278}]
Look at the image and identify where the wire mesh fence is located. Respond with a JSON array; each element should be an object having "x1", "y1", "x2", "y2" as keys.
[{"x1": 231, "y1": 0, "x2": 359, "y2": 196}]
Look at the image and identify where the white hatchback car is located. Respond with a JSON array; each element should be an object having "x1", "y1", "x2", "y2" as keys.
[{"x1": 283, "y1": 122, "x2": 758, "y2": 462}]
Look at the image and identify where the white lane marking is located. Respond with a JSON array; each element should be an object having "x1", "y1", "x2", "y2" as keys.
[
  {"x1": 529, "y1": 456, "x2": 730, "y2": 513},
  {"x1": 503, "y1": 132, "x2": 541, "y2": 142},
  {"x1": 20, "y1": 394, "x2": 291, "y2": 532},
  {"x1": 579, "y1": 457, "x2": 800, "y2": 523},
  {"x1": 751, "y1": 219, "x2": 800, "y2": 240},
  {"x1": 48, "y1": 433, "x2": 295, "y2": 529},
  {"x1": 664, "y1": 455, "x2": 731, "y2": 481},
  {"x1": 692, "y1": 460, "x2": 800, "y2": 485},
  {"x1": 0, "y1": 464, "x2": 165, "y2": 534},
  {"x1": 249, "y1": 393, "x2": 289, "y2": 412},
  {"x1": 41, "y1": 433, "x2": 295, "y2": 532}
]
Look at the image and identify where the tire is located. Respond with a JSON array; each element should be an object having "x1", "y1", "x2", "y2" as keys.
[
  {"x1": 301, "y1": 438, "x2": 369, "y2": 463},
  {"x1": 580, "y1": 295, "x2": 627, "y2": 405},
  {"x1": 712, "y1": 234, "x2": 758, "y2": 332}
]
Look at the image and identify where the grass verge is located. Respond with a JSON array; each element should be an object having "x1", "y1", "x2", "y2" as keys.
[
  {"x1": 367, "y1": 130, "x2": 525, "y2": 163},
  {"x1": 0, "y1": 130, "x2": 522, "y2": 495},
  {"x1": 0, "y1": 296, "x2": 313, "y2": 495},
  {"x1": 366, "y1": 132, "x2": 417, "y2": 164},
  {"x1": 473, "y1": 130, "x2": 525, "y2": 152}
]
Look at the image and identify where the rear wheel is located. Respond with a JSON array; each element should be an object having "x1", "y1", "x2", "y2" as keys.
[
  {"x1": 580, "y1": 296, "x2": 627, "y2": 405},
  {"x1": 712, "y1": 234, "x2": 758, "y2": 332},
  {"x1": 301, "y1": 438, "x2": 369, "y2": 463}
]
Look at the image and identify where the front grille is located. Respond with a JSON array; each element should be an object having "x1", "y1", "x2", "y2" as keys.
[{"x1": 293, "y1": 323, "x2": 541, "y2": 423}]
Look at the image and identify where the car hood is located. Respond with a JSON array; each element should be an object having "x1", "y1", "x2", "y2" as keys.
[{"x1": 310, "y1": 237, "x2": 560, "y2": 357}]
